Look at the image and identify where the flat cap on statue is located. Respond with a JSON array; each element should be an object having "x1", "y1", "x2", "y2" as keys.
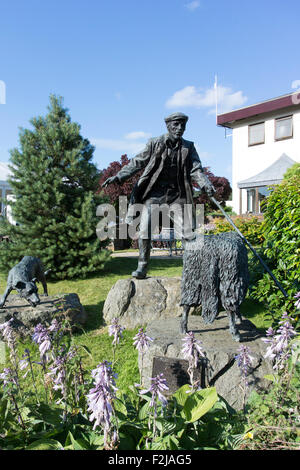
[{"x1": 164, "y1": 112, "x2": 189, "y2": 123}]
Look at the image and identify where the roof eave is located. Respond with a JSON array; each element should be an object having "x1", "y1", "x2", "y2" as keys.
[
  {"x1": 237, "y1": 179, "x2": 281, "y2": 189},
  {"x1": 217, "y1": 92, "x2": 300, "y2": 128}
]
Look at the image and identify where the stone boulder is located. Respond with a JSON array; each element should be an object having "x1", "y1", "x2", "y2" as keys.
[
  {"x1": 139, "y1": 315, "x2": 273, "y2": 411},
  {"x1": 103, "y1": 277, "x2": 200, "y2": 328},
  {"x1": 0, "y1": 294, "x2": 86, "y2": 337}
]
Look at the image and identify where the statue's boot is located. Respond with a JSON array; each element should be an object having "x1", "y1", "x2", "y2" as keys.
[{"x1": 131, "y1": 239, "x2": 151, "y2": 279}]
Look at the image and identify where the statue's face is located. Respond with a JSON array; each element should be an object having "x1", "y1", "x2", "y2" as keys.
[{"x1": 167, "y1": 120, "x2": 186, "y2": 140}]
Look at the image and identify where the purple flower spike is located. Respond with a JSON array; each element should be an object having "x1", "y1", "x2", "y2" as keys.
[
  {"x1": 262, "y1": 312, "x2": 297, "y2": 370},
  {"x1": 19, "y1": 353, "x2": 30, "y2": 378},
  {"x1": 108, "y1": 318, "x2": 125, "y2": 346},
  {"x1": 0, "y1": 318, "x2": 15, "y2": 349},
  {"x1": 91, "y1": 361, "x2": 118, "y2": 392},
  {"x1": 87, "y1": 361, "x2": 118, "y2": 447},
  {"x1": 48, "y1": 354, "x2": 67, "y2": 394},
  {"x1": 140, "y1": 373, "x2": 169, "y2": 415},
  {"x1": 181, "y1": 331, "x2": 205, "y2": 369},
  {"x1": 235, "y1": 345, "x2": 254, "y2": 381},
  {"x1": 133, "y1": 328, "x2": 153, "y2": 352},
  {"x1": 32, "y1": 324, "x2": 52, "y2": 359},
  {"x1": 48, "y1": 318, "x2": 62, "y2": 333},
  {"x1": 0, "y1": 367, "x2": 18, "y2": 389}
]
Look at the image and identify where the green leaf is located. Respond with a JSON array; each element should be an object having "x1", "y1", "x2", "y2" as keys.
[
  {"x1": 183, "y1": 387, "x2": 218, "y2": 423},
  {"x1": 291, "y1": 339, "x2": 300, "y2": 365},
  {"x1": 264, "y1": 374, "x2": 276, "y2": 382},
  {"x1": 26, "y1": 439, "x2": 64, "y2": 450},
  {"x1": 114, "y1": 398, "x2": 128, "y2": 418},
  {"x1": 66, "y1": 431, "x2": 90, "y2": 450},
  {"x1": 30, "y1": 403, "x2": 63, "y2": 427},
  {"x1": 118, "y1": 432, "x2": 136, "y2": 450},
  {"x1": 88, "y1": 432, "x2": 104, "y2": 447},
  {"x1": 167, "y1": 434, "x2": 180, "y2": 450},
  {"x1": 155, "y1": 419, "x2": 177, "y2": 434},
  {"x1": 150, "y1": 437, "x2": 169, "y2": 450},
  {"x1": 138, "y1": 401, "x2": 151, "y2": 421},
  {"x1": 172, "y1": 384, "x2": 191, "y2": 407}
]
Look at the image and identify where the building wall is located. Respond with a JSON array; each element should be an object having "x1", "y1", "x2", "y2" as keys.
[
  {"x1": 231, "y1": 107, "x2": 300, "y2": 214},
  {"x1": 0, "y1": 180, "x2": 12, "y2": 216},
  {"x1": 6, "y1": 194, "x2": 16, "y2": 225}
]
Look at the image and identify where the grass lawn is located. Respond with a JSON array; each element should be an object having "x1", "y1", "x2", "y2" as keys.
[{"x1": 0, "y1": 254, "x2": 270, "y2": 391}]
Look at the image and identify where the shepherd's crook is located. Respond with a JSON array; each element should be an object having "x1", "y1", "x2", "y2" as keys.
[{"x1": 209, "y1": 196, "x2": 288, "y2": 298}]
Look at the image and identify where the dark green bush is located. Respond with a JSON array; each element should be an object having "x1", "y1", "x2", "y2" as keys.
[
  {"x1": 251, "y1": 176, "x2": 300, "y2": 320},
  {"x1": 283, "y1": 162, "x2": 300, "y2": 180},
  {"x1": 212, "y1": 216, "x2": 265, "y2": 246}
]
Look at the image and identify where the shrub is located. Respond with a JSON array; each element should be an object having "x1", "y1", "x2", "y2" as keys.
[
  {"x1": 212, "y1": 216, "x2": 265, "y2": 246},
  {"x1": 241, "y1": 313, "x2": 300, "y2": 450},
  {"x1": 283, "y1": 162, "x2": 300, "y2": 180},
  {"x1": 251, "y1": 176, "x2": 300, "y2": 320}
]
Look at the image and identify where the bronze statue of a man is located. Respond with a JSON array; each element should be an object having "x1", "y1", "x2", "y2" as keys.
[{"x1": 102, "y1": 112, "x2": 216, "y2": 278}]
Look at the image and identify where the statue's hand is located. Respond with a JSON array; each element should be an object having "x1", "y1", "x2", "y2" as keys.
[
  {"x1": 102, "y1": 175, "x2": 119, "y2": 188},
  {"x1": 204, "y1": 182, "x2": 216, "y2": 197}
]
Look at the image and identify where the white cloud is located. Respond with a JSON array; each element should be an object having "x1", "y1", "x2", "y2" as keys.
[
  {"x1": 124, "y1": 131, "x2": 151, "y2": 140},
  {"x1": 91, "y1": 131, "x2": 152, "y2": 155},
  {"x1": 193, "y1": 144, "x2": 214, "y2": 165},
  {"x1": 185, "y1": 1, "x2": 200, "y2": 11},
  {"x1": 196, "y1": 149, "x2": 213, "y2": 162},
  {"x1": 91, "y1": 138, "x2": 146, "y2": 155},
  {"x1": 0, "y1": 80, "x2": 6, "y2": 104},
  {"x1": 166, "y1": 84, "x2": 247, "y2": 114}
]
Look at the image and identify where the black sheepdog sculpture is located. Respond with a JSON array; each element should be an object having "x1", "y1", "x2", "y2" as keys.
[{"x1": 180, "y1": 232, "x2": 249, "y2": 342}]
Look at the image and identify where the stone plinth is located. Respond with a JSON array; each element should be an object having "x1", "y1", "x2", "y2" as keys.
[
  {"x1": 0, "y1": 294, "x2": 86, "y2": 337},
  {"x1": 139, "y1": 315, "x2": 273, "y2": 410},
  {"x1": 103, "y1": 277, "x2": 200, "y2": 328}
]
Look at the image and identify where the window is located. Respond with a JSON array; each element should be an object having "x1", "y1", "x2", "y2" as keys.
[
  {"x1": 275, "y1": 115, "x2": 293, "y2": 141},
  {"x1": 248, "y1": 122, "x2": 265, "y2": 146},
  {"x1": 258, "y1": 186, "x2": 271, "y2": 213},
  {"x1": 246, "y1": 186, "x2": 271, "y2": 214},
  {"x1": 246, "y1": 189, "x2": 256, "y2": 213}
]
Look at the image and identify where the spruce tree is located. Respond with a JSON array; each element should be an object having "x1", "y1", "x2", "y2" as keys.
[{"x1": 0, "y1": 95, "x2": 109, "y2": 279}]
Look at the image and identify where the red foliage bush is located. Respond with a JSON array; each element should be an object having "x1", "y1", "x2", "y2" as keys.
[
  {"x1": 98, "y1": 158, "x2": 231, "y2": 210},
  {"x1": 194, "y1": 167, "x2": 232, "y2": 208},
  {"x1": 98, "y1": 155, "x2": 142, "y2": 205}
]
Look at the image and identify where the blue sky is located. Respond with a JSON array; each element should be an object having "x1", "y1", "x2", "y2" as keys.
[{"x1": 0, "y1": 0, "x2": 299, "y2": 182}]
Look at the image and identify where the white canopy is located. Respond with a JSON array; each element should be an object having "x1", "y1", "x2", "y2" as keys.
[{"x1": 238, "y1": 154, "x2": 296, "y2": 189}]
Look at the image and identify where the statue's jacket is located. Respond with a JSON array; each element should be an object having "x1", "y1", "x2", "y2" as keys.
[{"x1": 116, "y1": 134, "x2": 211, "y2": 225}]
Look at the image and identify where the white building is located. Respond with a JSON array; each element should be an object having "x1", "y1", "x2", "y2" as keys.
[
  {"x1": 0, "y1": 162, "x2": 14, "y2": 223},
  {"x1": 217, "y1": 92, "x2": 300, "y2": 215}
]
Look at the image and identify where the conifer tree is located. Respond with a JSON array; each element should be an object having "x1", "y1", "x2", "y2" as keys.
[{"x1": 0, "y1": 95, "x2": 109, "y2": 279}]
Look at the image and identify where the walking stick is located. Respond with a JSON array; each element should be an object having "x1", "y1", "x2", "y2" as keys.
[{"x1": 209, "y1": 196, "x2": 289, "y2": 298}]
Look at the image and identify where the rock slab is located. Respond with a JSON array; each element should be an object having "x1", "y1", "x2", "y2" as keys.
[
  {"x1": 0, "y1": 294, "x2": 86, "y2": 336},
  {"x1": 140, "y1": 315, "x2": 273, "y2": 410},
  {"x1": 103, "y1": 277, "x2": 200, "y2": 328}
]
